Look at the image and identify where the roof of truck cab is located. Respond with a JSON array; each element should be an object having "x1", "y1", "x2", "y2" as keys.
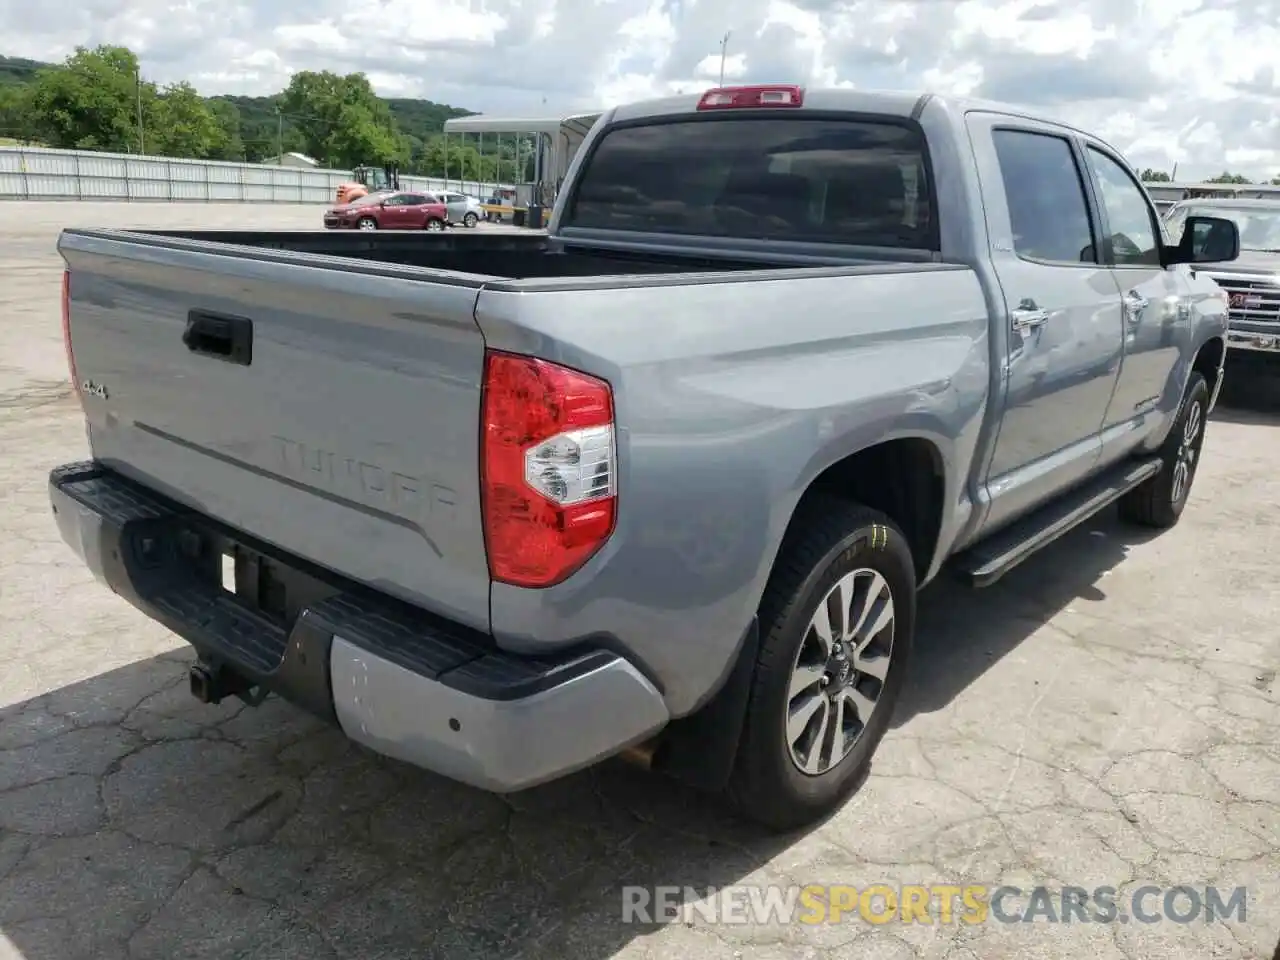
[{"x1": 609, "y1": 88, "x2": 1096, "y2": 133}]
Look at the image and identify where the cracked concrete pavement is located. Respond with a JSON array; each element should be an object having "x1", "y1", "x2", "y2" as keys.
[{"x1": 1, "y1": 202, "x2": 1278, "y2": 960}]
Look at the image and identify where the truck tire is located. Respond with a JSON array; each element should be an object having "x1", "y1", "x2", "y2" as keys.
[
  {"x1": 1117, "y1": 371, "x2": 1209, "y2": 528},
  {"x1": 728, "y1": 499, "x2": 915, "y2": 831}
]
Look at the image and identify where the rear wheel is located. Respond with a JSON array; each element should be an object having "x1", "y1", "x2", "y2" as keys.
[
  {"x1": 356, "y1": 217, "x2": 378, "y2": 231},
  {"x1": 728, "y1": 498, "x2": 915, "y2": 831},
  {"x1": 463, "y1": 212, "x2": 479, "y2": 228},
  {"x1": 425, "y1": 218, "x2": 445, "y2": 232},
  {"x1": 1118, "y1": 372, "x2": 1209, "y2": 528}
]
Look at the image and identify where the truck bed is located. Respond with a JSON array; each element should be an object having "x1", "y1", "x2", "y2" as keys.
[{"x1": 95, "y1": 228, "x2": 924, "y2": 281}]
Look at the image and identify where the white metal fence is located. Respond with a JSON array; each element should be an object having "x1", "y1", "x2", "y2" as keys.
[{"x1": 0, "y1": 146, "x2": 519, "y2": 203}]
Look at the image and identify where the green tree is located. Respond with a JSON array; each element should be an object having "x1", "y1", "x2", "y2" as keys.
[
  {"x1": 411, "y1": 133, "x2": 538, "y2": 182},
  {"x1": 280, "y1": 70, "x2": 403, "y2": 169},
  {"x1": 149, "y1": 81, "x2": 222, "y2": 158},
  {"x1": 1206, "y1": 171, "x2": 1252, "y2": 184},
  {"x1": 1140, "y1": 168, "x2": 1171, "y2": 182},
  {"x1": 418, "y1": 136, "x2": 497, "y2": 180},
  {"x1": 8, "y1": 51, "x2": 480, "y2": 165},
  {"x1": 27, "y1": 45, "x2": 148, "y2": 152},
  {"x1": 0, "y1": 84, "x2": 37, "y2": 142},
  {"x1": 206, "y1": 99, "x2": 244, "y2": 160}
]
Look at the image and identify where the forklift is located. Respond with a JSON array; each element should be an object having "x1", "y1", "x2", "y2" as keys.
[{"x1": 336, "y1": 162, "x2": 400, "y2": 204}]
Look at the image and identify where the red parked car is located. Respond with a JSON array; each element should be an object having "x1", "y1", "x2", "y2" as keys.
[{"x1": 323, "y1": 192, "x2": 450, "y2": 231}]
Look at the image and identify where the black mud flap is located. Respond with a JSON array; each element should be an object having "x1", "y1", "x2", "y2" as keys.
[{"x1": 653, "y1": 617, "x2": 760, "y2": 792}]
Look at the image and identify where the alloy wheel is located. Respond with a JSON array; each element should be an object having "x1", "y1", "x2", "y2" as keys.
[
  {"x1": 1171, "y1": 398, "x2": 1203, "y2": 505},
  {"x1": 785, "y1": 568, "x2": 896, "y2": 776}
]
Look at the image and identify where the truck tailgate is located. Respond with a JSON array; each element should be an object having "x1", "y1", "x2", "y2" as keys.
[{"x1": 58, "y1": 230, "x2": 492, "y2": 631}]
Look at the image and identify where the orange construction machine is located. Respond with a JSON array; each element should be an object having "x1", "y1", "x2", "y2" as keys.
[{"x1": 335, "y1": 162, "x2": 400, "y2": 205}]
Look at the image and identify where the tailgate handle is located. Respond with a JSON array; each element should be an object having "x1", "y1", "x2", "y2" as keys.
[{"x1": 183, "y1": 310, "x2": 253, "y2": 365}]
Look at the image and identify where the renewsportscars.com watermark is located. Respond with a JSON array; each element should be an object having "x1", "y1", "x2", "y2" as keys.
[{"x1": 621, "y1": 884, "x2": 1249, "y2": 926}]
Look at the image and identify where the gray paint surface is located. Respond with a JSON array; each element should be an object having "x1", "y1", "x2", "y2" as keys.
[{"x1": 56, "y1": 89, "x2": 1231, "y2": 765}]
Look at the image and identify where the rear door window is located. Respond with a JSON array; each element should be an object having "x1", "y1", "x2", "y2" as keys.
[
  {"x1": 564, "y1": 116, "x2": 937, "y2": 249},
  {"x1": 991, "y1": 129, "x2": 1097, "y2": 265}
]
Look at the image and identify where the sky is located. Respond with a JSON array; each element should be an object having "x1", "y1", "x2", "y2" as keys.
[{"x1": 5, "y1": 0, "x2": 1280, "y2": 180}]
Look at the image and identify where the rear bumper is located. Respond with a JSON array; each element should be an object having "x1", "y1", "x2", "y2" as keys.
[{"x1": 48, "y1": 462, "x2": 668, "y2": 792}]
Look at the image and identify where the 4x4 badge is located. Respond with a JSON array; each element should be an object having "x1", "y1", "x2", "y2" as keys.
[{"x1": 81, "y1": 380, "x2": 108, "y2": 400}]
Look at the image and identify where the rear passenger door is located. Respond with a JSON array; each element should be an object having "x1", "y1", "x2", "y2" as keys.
[
  {"x1": 378, "y1": 194, "x2": 411, "y2": 228},
  {"x1": 1081, "y1": 144, "x2": 1187, "y2": 446},
  {"x1": 401, "y1": 194, "x2": 432, "y2": 227},
  {"x1": 968, "y1": 115, "x2": 1127, "y2": 531}
]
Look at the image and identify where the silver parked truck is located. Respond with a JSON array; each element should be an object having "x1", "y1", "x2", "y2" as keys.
[
  {"x1": 52, "y1": 85, "x2": 1240, "y2": 831},
  {"x1": 1162, "y1": 197, "x2": 1280, "y2": 364}
]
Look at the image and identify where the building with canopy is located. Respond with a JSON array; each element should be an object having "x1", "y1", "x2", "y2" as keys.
[{"x1": 441, "y1": 112, "x2": 601, "y2": 219}]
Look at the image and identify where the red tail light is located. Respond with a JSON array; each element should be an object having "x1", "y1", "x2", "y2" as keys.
[
  {"x1": 481, "y1": 350, "x2": 617, "y2": 588},
  {"x1": 697, "y1": 85, "x2": 804, "y2": 110},
  {"x1": 61, "y1": 269, "x2": 81, "y2": 402}
]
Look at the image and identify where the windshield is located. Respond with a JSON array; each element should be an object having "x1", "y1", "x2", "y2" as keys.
[
  {"x1": 1166, "y1": 205, "x2": 1280, "y2": 251},
  {"x1": 564, "y1": 116, "x2": 937, "y2": 249}
]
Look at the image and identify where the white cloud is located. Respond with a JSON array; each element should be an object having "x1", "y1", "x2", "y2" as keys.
[{"x1": 4, "y1": 0, "x2": 1280, "y2": 178}]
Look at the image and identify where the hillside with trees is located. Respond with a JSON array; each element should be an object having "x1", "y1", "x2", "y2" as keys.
[
  {"x1": 1141, "y1": 168, "x2": 1280, "y2": 185},
  {"x1": 0, "y1": 47, "x2": 529, "y2": 179}
]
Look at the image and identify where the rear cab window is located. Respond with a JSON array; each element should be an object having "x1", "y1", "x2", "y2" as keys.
[{"x1": 563, "y1": 115, "x2": 938, "y2": 251}]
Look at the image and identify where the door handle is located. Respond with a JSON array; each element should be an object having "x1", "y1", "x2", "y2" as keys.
[
  {"x1": 182, "y1": 310, "x2": 254, "y2": 366},
  {"x1": 1123, "y1": 291, "x2": 1149, "y2": 323},
  {"x1": 1011, "y1": 298, "x2": 1050, "y2": 331}
]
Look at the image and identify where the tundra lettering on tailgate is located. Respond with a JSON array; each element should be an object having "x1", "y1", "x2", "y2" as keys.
[{"x1": 270, "y1": 435, "x2": 457, "y2": 523}]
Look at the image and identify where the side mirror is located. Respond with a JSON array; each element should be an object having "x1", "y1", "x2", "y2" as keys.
[{"x1": 1166, "y1": 215, "x2": 1240, "y2": 265}]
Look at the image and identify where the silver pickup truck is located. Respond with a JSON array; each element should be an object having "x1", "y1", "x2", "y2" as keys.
[{"x1": 51, "y1": 85, "x2": 1240, "y2": 831}]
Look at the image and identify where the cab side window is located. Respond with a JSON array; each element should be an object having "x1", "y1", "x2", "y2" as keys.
[
  {"x1": 992, "y1": 129, "x2": 1097, "y2": 265},
  {"x1": 1086, "y1": 148, "x2": 1161, "y2": 266}
]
